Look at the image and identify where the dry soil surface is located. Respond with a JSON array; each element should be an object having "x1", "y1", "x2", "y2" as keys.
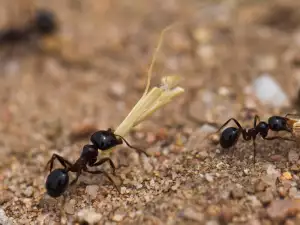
[{"x1": 2, "y1": 0, "x2": 300, "y2": 224}]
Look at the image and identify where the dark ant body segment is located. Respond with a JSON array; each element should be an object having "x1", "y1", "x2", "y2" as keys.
[
  {"x1": 0, "y1": 9, "x2": 57, "y2": 45},
  {"x1": 45, "y1": 168, "x2": 69, "y2": 198},
  {"x1": 217, "y1": 115, "x2": 295, "y2": 163},
  {"x1": 33, "y1": 9, "x2": 57, "y2": 36},
  {"x1": 91, "y1": 128, "x2": 149, "y2": 156},
  {"x1": 268, "y1": 116, "x2": 291, "y2": 132}
]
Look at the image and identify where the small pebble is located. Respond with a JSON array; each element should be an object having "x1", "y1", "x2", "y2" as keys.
[
  {"x1": 0, "y1": 208, "x2": 13, "y2": 225},
  {"x1": 280, "y1": 172, "x2": 293, "y2": 181},
  {"x1": 23, "y1": 186, "x2": 34, "y2": 197},
  {"x1": 230, "y1": 187, "x2": 244, "y2": 199},
  {"x1": 109, "y1": 82, "x2": 126, "y2": 98},
  {"x1": 85, "y1": 185, "x2": 99, "y2": 200},
  {"x1": 181, "y1": 207, "x2": 204, "y2": 222},
  {"x1": 291, "y1": 164, "x2": 300, "y2": 172},
  {"x1": 120, "y1": 187, "x2": 127, "y2": 194},
  {"x1": 197, "y1": 151, "x2": 209, "y2": 160},
  {"x1": 244, "y1": 169, "x2": 250, "y2": 175},
  {"x1": 219, "y1": 207, "x2": 234, "y2": 223},
  {"x1": 205, "y1": 174, "x2": 214, "y2": 183},
  {"x1": 257, "y1": 191, "x2": 273, "y2": 206},
  {"x1": 199, "y1": 124, "x2": 217, "y2": 133},
  {"x1": 77, "y1": 208, "x2": 102, "y2": 224},
  {"x1": 64, "y1": 199, "x2": 76, "y2": 214},
  {"x1": 247, "y1": 195, "x2": 262, "y2": 207},
  {"x1": 112, "y1": 212, "x2": 126, "y2": 222},
  {"x1": 289, "y1": 150, "x2": 299, "y2": 163},
  {"x1": 206, "y1": 205, "x2": 220, "y2": 217},
  {"x1": 278, "y1": 186, "x2": 288, "y2": 197},
  {"x1": 255, "y1": 180, "x2": 268, "y2": 192},
  {"x1": 252, "y1": 74, "x2": 289, "y2": 107}
]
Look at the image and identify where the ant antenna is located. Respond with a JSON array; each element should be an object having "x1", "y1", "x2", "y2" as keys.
[{"x1": 115, "y1": 134, "x2": 149, "y2": 157}]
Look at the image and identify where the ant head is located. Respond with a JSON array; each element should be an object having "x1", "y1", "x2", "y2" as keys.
[
  {"x1": 90, "y1": 129, "x2": 122, "y2": 151},
  {"x1": 268, "y1": 116, "x2": 290, "y2": 132},
  {"x1": 34, "y1": 9, "x2": 57, "y2": 35},
  {"x1": 81, "y1": 144, "x2": 98, "y2": 165},
  {"x1": 256, "y1": 121, "x2": 269, "y2": 138},
  {"x1": 220, "y1": 127, "x2": 240, "y2": 148},
  {"x1": 45, "y1": 168, "x2": 69, "y2": 198}
]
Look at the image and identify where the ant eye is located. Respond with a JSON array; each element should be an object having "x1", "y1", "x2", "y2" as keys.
[
  {"x1": 220, "y1": 127, "x2": 239, "y2": 148},
  {"x1": 45, "y1": 168, "x2": 69, "y2": 198}
]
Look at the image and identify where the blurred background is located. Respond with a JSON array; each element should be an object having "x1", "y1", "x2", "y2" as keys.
[
  {"x1": 1, "y1": 0, "x2": 300, "y2": 144},
  {"x1": 2, "y1": 0, "x2": 300, "y2": 223}
]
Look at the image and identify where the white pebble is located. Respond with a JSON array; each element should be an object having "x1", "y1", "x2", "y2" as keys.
[
  {"x1": 198, "y1": 124, "x2": 217, "y2": 133},
  {"x1": 110, "y1": 82, "x2": 126, "y2": 98},
  {"x1": 112, "y1": 212, "x2": 125, "y2": 222},
  {"x1": 252, "y1": 74, "x2": 289, "y2": 107},
  {"x1": 120, "y1": 187, "x2": 127, "y2": 194},
  {"x1": 0, "y1": 208, "x2": 13, "y2": 225},
  {"x1": 23, "y1": 186, "x2": 33, "y2": 197},
  {"x1": 205, "y1": 173, "x2": 214, "y2": 182},
  {"x1": 85, "y1": 185, "x2": 99, "y2": 199},
  {"x1": 77, "y1": 208, "x2": 102, "y2": 224}
]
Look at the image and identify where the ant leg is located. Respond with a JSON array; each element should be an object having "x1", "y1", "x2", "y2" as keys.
[
  {"x1": 45, "y1": 154, "x2": 72, "y2": 172},
  {"x1": 263, "y1": 136, "x2": 296, "y2": 142},
  {"x1": 285, "y1": 113, "x2": 300, "y2": 118},
  {"x1": 216, "y1": 118, "x2": 244, "y2": 134},
  {"x1": 70, "y1": 171, "x2": 81, "y2": 186},
  {"x1": 91, "y1": 157, "x2": 116, "y2": 176},
  {"x1": 84, "y1": 168, "x2": 121, "y2": 193},
  {"x1": 115, "y1": 135, "x2": 149, "y2": 157},
  {"x1": 254, "y1": 115, "x2": 260, "y2": 127},
  {"x1": 253, "y1": 139, "x2": 257, "y2": 164}
]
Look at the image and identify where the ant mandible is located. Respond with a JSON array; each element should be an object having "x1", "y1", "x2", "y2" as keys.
[
  {"x1": 45, "y1": 128, "x2": 149, "y2": 197},
  {"x1": 217, "y1": 114, "x2": 296, "y2": 163}
]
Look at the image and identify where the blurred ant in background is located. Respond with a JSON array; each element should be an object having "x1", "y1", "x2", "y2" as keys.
[
  {"x1": 0, "y1": 9, "x2": 57, "y2": 45},
  {"x1": 216, "y1": 114, "x2": 297, "y2": 163},
  {"x1": 45, "y1": 128, "x2": 148, "y2": 198}
]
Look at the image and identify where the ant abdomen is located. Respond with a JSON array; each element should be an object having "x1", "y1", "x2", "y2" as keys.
[
  {"x1": 45, "y1": 168, "x2": 69, "y2": 198},
  {"x1": 220, "y1": 127, "x2": 240, "y2": 148}
]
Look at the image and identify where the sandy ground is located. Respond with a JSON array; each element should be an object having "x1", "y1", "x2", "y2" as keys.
[{"x1": 2, "y1": 0, "x2": 300, "y2": 224}]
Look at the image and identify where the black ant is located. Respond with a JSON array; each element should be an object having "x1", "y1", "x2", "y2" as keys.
[
  {"x1": 45, "y1": 129, "x2": 149, "y2": 198},
  {"x1": 216, "y1": 115, "x2": 296, "y2": 163},
  {"x1": 0, "y1": 9, "x2": 57, "y2": 45}
]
